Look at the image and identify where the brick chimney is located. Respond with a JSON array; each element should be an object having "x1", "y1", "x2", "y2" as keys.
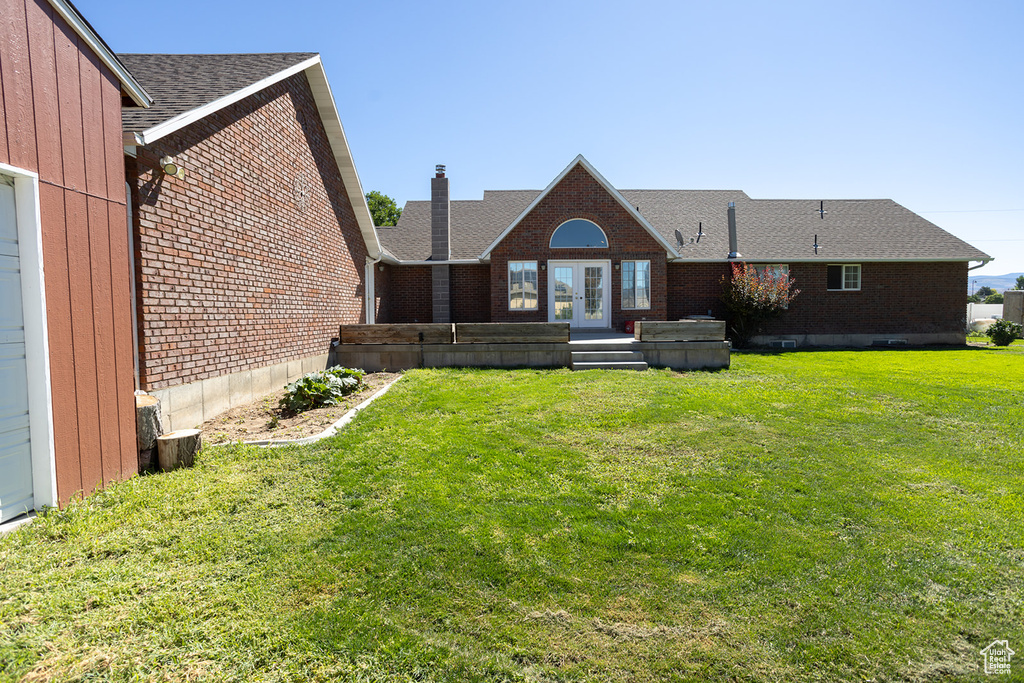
[{"x1": 431, "y1": 164, "x2": 451, "y2": 323}]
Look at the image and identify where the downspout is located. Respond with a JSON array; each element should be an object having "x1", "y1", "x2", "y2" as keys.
[
  {"x1": 365, "y1": 254, "x2": 381, "y2": 324},
  {"x1": 968, "y1": 259, "x2": 993, "y2": 271}
]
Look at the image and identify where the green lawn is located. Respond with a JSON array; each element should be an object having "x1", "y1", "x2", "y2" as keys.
[{"x1": 2, "y1": 347, "x2": 1022, "y2": 682}]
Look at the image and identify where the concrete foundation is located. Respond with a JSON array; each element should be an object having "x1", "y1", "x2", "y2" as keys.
[
  {"x1": 333, "y1": 340, "x2": 731, "y2": 372},
  {"x1": 150, "y1": 352, "x2": 332, "y2": 431},
  {"x1": 750, "y1": 332, "x2": 966, "y2": 348}
]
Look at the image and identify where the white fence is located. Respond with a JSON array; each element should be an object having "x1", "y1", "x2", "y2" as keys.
[{"x1": 967, "y1": 303, "x2": 1003, "y2": 322}]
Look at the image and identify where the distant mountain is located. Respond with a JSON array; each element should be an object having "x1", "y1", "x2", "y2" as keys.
[{"x1": 969, "y1": 272, "x2": 1024, "y2": 293}]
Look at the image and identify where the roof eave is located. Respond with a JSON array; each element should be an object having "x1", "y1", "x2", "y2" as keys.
[
  {"x1": 47, "y1": 0, "x2": 151, "y2": 107},
  {"x1": 302, "y1": 59, "x2": 381, "y2": 259},
  {"x1": 128, "y1": 55, "x2": 381, "y2": 260},
  {"x1": 132, "y1": 54, "x2": 321, "y2": 145}
]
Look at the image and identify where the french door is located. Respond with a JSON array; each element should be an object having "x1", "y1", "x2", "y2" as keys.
[{"x1": 547, "y1": 260, "x2": 610, "y2": 328}]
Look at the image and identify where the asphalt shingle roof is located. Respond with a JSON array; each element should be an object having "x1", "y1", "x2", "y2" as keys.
[
  {"x1": 382, "y1": 186, "x2": 990, "y2": 263},
  {"x1": 119, "y1": 53, "x2": 317, "y2": 133}
]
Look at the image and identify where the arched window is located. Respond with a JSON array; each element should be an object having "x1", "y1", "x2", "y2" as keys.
[{"x1": 549, "y1": 219, "x2": 608, "y2": 249}]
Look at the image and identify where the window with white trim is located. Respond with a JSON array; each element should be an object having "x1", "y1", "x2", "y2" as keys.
[
  {"x1": 549, "y1": 219, "x2": 608, "y2": 248},
  {"x1": 752, "y1": 264, "x2": 789, "y2": 280},
  {"x1": 827, "y1": 264, "x2": 861, "y2": 291},
  {"x1": 621, "y1": 260, "x2": 651, "y2": 309},
  {"x1": 508, "y1": 261, "x2": 538, "y2": 310}
]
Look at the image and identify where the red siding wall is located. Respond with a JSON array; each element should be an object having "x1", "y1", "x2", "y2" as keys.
[
  {"x1": 489, "y1": 164, "x2": 668, "y2": 329},
  {"x1": 128, "y1": 73, "x2": 368, "y2": 390},
  {"x1": 1, "y1": 0, "x2": 137, "y2": 504}
]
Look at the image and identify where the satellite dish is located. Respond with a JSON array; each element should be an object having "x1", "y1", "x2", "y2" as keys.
[{"x1": 674, "y1": 229, "x2": 685, "y2": 246}]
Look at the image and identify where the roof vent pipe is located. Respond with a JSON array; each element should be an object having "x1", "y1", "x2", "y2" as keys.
[{"x1": 727, "y1": 202, "x2": 742, "y2": 259}]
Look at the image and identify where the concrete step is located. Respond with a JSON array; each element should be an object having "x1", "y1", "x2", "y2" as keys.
[
  {"x1": 571, "y1": 350, "x2": 648, "y2": 371},
  {"x1": 571, "y1": 350, "x2": 646, "y2": 363},
  {"x1": 571, "y1": 361, "x2": 649, "y2": 371}
]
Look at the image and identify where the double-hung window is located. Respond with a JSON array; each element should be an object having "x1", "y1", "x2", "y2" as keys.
[
  {"x1": 508, "y1": 261, "x2": 538, "y2": 310},
  {"x1": 827, "y1": 264, "x2": 861, "y2": 291},
  {"x1": 753, "y1": 264, "x2": 789, "y2": 280},
  {"x1": 621, "y1": 260, "x2": 651, "y2": 310}
]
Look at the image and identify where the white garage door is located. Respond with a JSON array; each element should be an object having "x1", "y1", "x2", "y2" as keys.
[{"x1": 0, "y1": 176, "x2": 34, "y2": 522}]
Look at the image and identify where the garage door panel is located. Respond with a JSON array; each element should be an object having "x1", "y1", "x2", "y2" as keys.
[
  {"x1": 1, "y1": 178, "x2": 34, "y2": 522},
  {"x1": 0, "y1": 428, "x2": 33, "y2": 520}
]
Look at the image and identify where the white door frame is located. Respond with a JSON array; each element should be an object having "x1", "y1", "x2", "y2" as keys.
[
  {"x1": 1, "y1": 162, "x2": 57, "y2": 513},
  {"x1": 547, "y1": 259, "x2": 611, "y2": 329}
]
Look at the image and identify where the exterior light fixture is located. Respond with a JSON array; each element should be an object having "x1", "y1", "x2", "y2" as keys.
[{"x1": 160, "y1": 156, "x2": 185, "y2": 179}]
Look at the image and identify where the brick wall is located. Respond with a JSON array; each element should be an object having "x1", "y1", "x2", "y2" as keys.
[
  {"x1": 451, "y1": 264, "x2": 491, "y2": 322},
  {"x1": 128, "y1": 72, "x2": 368, "y2": 391},
  {"x1": 380, "y1": 265, "x2": 432, "y2": 322},
  {"x1": 489, "y1": 164, "x2": 668, "y2": 330},
  {"x1": 763, "y1": 261, "x2": 968, "y2": 335},
  {"x1": 667, "y1": 262, "x2": 732, "y2": 320}
]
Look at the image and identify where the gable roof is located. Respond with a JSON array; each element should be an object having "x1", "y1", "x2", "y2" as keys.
[
  {"x1": 118, "y1": 53, "x2": 318, "y2": 142},
  {"x1": 119, "y1": 52, "x2": 381, "y2": 259},
  {"x1": 46, "y1": 0, "x2": 151, "y2": 107},
  {"x1": 479, "y1": 155, "x2": 679, "y2": 259},
  {"x1": 381, "y1": 159, "x2": 990, "y2": 265}
]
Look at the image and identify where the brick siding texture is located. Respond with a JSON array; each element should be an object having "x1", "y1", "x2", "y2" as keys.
[
  {"x1": 762, "y1": 261, "x2": 968, "y2": 335},
  {"x1": 489, "y1": 164, "x2": 667, "y2": 330},
  {"x1": 667, "y1": 263, "x2": 732, "y2": 320},
  {"x1": 380, "y1": 265, "x2": 432, "y2": 323},
  {"x1": 128, "y1": 72, "x2": 368, "y2": 390},
  {"x1": 451, "y1": 264, "x2": 491, "y2": 322}
]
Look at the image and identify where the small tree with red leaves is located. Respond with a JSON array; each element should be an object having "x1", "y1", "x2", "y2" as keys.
[{"x1": 721, "y1": 263, "x2": 800, "y2": 348}]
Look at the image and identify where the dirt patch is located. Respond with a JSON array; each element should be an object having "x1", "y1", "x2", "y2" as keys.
[{"x1": 201, "y1": 372, "x2": 401, "y2": 445}]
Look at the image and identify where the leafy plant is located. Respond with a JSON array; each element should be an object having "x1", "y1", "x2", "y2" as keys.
[
  {"x1": 721, "y1": 262, "x2": 800, "y2": 348},
  {"x1": 279, "y1": 367, "x2": 365, "y2": 414},
  {"x1": 986, "y1": 318, "x2": 1022, "y2": 346}
]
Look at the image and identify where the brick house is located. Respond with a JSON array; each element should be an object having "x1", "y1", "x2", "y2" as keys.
[
  {"x1": 1, "y1": 0, "x2": 152, "y2": 518},
  {"x1": 120, "y1": 53, "x2": 381, "y2": 430},
  {"x1": 375, "y1": 155, "x2": 991, "y2": 346}
]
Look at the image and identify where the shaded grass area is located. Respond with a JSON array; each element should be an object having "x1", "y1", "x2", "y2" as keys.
[{"x1": 1, "y1": 347, "x2": 1022, "y2": 681}]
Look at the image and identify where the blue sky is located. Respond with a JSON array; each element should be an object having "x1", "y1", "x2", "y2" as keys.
[{"x1": 80, "y1": 0, "x2": 1023, "y2": 277}]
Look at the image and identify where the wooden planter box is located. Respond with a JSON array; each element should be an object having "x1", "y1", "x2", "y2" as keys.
[
  {"x1": 634, "y1": 320, "x2": 726, "y2": 342},
  {"x1": 455, "y1": 322, "x2": 570, "y2": 344},
  {"x1": 340, "y1": 323, "x2": 454, "y2": 344}
]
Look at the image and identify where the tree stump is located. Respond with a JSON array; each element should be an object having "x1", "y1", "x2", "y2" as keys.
[
  {"x1": 157, "y1": 429, "x2": 201, "y2": 472},
  {"x1": 136, "y1": 394, "x2": 163, "y2": 472}
]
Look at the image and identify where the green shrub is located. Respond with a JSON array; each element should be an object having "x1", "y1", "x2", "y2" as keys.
[
  {"x1": 279, "y1": 367, "x2": 365, "y2": 414},
  {"x1": 986, "y1": 319, "x2": 1022, "y2": 347}
]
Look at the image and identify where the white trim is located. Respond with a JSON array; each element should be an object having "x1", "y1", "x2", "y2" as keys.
[
  {"x1": 547, "y1": 259, "x2": 612, "y2": 328},
  {"x1": 303, "y1": 59, "x2": 382, "y2": 260},
  {"x1": 379, "y1": 257, "x2": 480, "y2": 266},
  {"x1": 364, "y1": 257, "x2": 376, "y2": 324},
  {"x1": 479, "y1": 155, "x2": 679, "y2": 260},
  {"x1": 620, "y1": 259, "x2": 652, "y2": 311},
  {"x1": 670, "y1": 257, "x2": 984, "y2": 264},
  {"x1": 507, "y1": 260, "x2": 539, "y2": 311},
  {"x1": 0, "y1": 163, "x2": 57, "y2": 511},
  {"x1": 827, "y1": 263, "x2": 862, "y2": 291},
  {"x1": 44, "y1": 0, "x2": 151, "y2": 107},
  {"x1": 549, "y1": 218, "x2": 609, "y2": 249},
  {"x1": 133, "y1": 56, "x2": 381, "y2": 262},
  {"x1": 137, "y1": 55, "x2": 320, "y2": 144}
]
